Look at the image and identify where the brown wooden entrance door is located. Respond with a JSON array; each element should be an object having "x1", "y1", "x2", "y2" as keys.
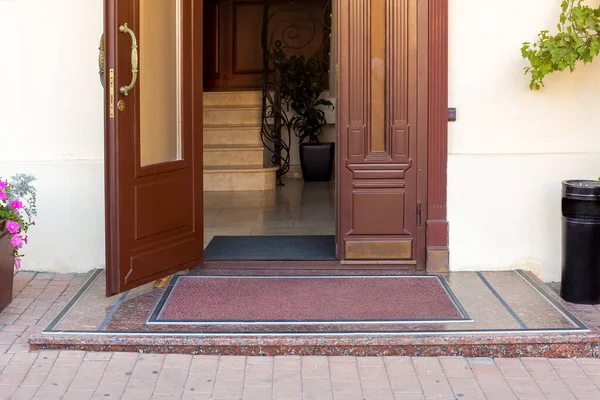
[
  {"x1": 103, "y1": 0, "x2": 204, "y2": 295},
  {"x1": 337, "y1": 0, "x2": 427, "y2": 268}
]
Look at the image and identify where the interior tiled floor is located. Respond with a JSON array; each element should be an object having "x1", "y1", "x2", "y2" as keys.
[{"x1": 204, "y1": 179, "x2": 335, "y2": 248}]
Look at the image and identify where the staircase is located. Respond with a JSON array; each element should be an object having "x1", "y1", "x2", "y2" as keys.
[{"x1": 203, "y1": 91, "x2": 278, "y2": 191}]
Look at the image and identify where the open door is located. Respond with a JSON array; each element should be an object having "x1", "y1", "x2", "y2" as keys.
[{"x1": 103, "y1": 0, "x2": 204, "y2": 295}]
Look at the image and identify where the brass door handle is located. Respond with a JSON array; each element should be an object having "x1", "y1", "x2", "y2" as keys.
[
  {"x1": 119, "y1": 23, "x2": 138, "y2": 96},
  {"x1": 98, "y1": 33, "x2": 105, "y2": 88}
]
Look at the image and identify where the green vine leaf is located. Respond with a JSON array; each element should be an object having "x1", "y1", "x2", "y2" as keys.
[{"x1": 522, "y1": 0, "x2": 600, "y2": 90}]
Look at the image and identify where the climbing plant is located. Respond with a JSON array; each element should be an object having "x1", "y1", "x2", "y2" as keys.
[{"x1": 521, "y1": 0, "x2": 600, "y2": 90}]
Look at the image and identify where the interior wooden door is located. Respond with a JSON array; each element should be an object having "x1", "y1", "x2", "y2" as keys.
[
  {"x1": 337, "y1": 0, "x2": 426, "y2": 268},
  {"x1": 203, "y1": 0, "x2": 330, "y2": 91},
  {"x1": 104, "y1": 0, "x2": 204, "y2": 295}
]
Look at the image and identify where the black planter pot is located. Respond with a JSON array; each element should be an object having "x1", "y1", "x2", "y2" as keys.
[{"x1": 299, "y1": 142, "x2": 335, "y2": 182}]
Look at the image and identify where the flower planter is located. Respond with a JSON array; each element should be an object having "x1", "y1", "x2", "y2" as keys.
[
  {"x1": 0, "y1": 230, "x2": 14, "y2": 313},
  {"x1": 299, "y1": 142, "x2": 335, "y2": 182}
]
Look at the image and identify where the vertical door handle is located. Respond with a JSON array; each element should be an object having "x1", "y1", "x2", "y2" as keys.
[{"x1": 118, "y1": 23, "x2": 139, "y2": 96}]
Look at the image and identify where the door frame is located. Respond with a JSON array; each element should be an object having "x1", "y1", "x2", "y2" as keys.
[
  {"x1": 424, "y1": 0, "x2": 449, "y2": 273},
  {"x1": 103, "y1": 0, "x2": 450, "y2": 276}
]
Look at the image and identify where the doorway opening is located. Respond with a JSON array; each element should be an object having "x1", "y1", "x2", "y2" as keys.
[{"x1": 201, "y1": 0, "x2": 337, "y2": 262}]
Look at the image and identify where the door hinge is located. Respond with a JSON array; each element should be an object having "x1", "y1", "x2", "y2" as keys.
[{"x1": 417, "y1": 203, "x2": 422, "y2": 226}]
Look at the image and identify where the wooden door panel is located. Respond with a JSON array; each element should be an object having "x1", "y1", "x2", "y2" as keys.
[
  {"x1": 351, "y1": 191, "x2": 407, "y2": 236},
  {"x1": 133, "y1": 174, "x2": 192, "y2": 241},
  {"x1": 338, "y1": 0, "x2": 425, "y2": 267},
  {"x1": 105, "y1": 0, "x2": 204, "y2": 295}
]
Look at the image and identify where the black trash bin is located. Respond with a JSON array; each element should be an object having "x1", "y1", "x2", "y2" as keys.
[{"x1": 561, "y1": 180, "x2": 600, "y2": 304}]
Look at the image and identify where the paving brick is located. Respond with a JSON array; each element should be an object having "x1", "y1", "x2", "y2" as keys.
[
  {"x1": 77, "y1": 361, "x2": 108, "y2": 375},
  {"x1": 9, "y1": 385, "x2": 39, "y2": 400},
  {"x1": 303, "y1": 356, "x2": 329, "y2": 367},
  {"x1": 439, "y1": 357, "x2": 473, "y2": 379},
  {"x1": 389, "y1": 374, "x2": 422, "y2": 394},
  {"x1": 0, "y1": 371, "x2": 28, "y2": 385},
  {"x1": 153, "y1": 384, "x2": 185, "y2": 397},
  {"x1": 244, "y1": 373, "x2": 273, "y2": 387},
  {"x1": 303, "y1": 378, "x2": 332, "y2": 392},
  {"x1": 55, "y1": 351, "x2": 85, "y2": 367},
  {"x1": 303, "y1": 365, "x2": 330, "y2": 379},
  {"x1": 274, "y1": 355, "x2": 301, "y2": 370},
  {"x1": 0, "y1": 385, "x2": 18, "y2": 399},
  {"x1": 20, "y1": 370, "x2": 49, "y2": 386},
  {"x1": 328, "y1": 356, "x2": 356, "y2": 365},
  {"x1": 358, "y1": 366, "x2": 387, "y2": 380},
  {"x1": 333, "y1": 394, "x2": 366, "y2": 400},
  {"x1": 246, "y1": 356, "x2": 273, "y2": 365},
  {"x1": 361, "y1": 386, "x2": 393, "y2": 399},
  {"x1": 163, "y1": 354, "x2": 193, "y2": 369},
  {"x1": 157, "y1": 367, "x2": 190, "y2": 387},
  {"x1": 303, "y1": 390, "x2": 334, "y2": 400},
  {"x1": 68, "y1": 373, "x2": 103, "y2": 391},
  {"x1": 62, "y1": 389, "x2": 95, "y2": 399},
  {"x1": 243, "y1": 386, "x2": 273, "y2": 399},
  {"x1": 246, "y1": 363, "x2": 272, "y2": 376},
  {"x1": 331, "y1": 380, "x2": 362, "y2": 394},
  {"x1": 211, "y1": 380, "x2": 243, "y2": 399},
  {"x1": 84, "y1": 352, "x2": 113, "y2": 362},
  {"x1": 218, "y1": 355, "x2": 246, "y2": 370},
  {"x1": 122, "y1": 389, "x2": 155, "y2": 400},
  {"x1": 190, "y1": 356, "x2": 218, "y2": 375},
  {"x1": 104, "y1": 357, "x2": 137, "y2": 375}
]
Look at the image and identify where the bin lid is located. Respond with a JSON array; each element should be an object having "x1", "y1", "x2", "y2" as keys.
[{"x1": 562, "y1": 180, "x2": 600, "y2": 200}]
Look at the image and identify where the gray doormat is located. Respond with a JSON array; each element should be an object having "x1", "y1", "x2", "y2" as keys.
[{"x1": 204, "y1": 235, "x2": 336, "y2": 260}]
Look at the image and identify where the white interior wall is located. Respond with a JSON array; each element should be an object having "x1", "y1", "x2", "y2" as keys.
[{"x1": 447, "y1": 0, "x2": 600, "y2": 282}]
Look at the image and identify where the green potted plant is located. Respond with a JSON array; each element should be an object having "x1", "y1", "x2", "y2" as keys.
[
  {"x1": 0, "y1": 174, "x2": 37, "y2": 312},
  {"x1": 280, "y1": 55, "x2": 335, "y2": 182}
]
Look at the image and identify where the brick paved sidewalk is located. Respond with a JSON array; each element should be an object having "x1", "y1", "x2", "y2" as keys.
[{"x1": 1, "y1": 272, "x2": 600, "y2": 399}]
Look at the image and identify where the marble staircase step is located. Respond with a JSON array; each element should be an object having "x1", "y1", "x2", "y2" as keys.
[
  {"x1": 204, "y1": 165, "x2": 279, "y2": 191},
  {"x1": 203, "y1": 91, "x2": 262, "y2": 107},
  {"x1": 203, "y1": 144, "x2": 264, "y2": 167},
  {"x1": 203, "y1": 124, "x2": 262, "y2": 146},
  {"x1": 203, "y1": 106, "x2": 262, "y2": 126}
]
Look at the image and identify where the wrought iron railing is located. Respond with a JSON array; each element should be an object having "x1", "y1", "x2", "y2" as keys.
[{"x1": 260, "y1": 0, "x2": 332, "y2": 185}]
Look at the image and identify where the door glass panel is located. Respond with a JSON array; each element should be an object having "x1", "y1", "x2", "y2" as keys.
[
  {"x1": 370, "y1": 0, "x2": 386, "y2": 152},
  {"x1": 140, "y1": 0, "x2": 182, "y2": 167}
]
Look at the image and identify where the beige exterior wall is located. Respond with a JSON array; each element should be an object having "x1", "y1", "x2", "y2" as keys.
[
  {"x1": 447, "y1": 0, "x2": 600, "y2": 281},
  {"x1": 0, "y1": 0, "x2": 106, "y2": 272}
]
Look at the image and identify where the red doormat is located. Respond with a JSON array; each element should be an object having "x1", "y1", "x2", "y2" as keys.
[{"x1": 149, "y1": 276, "x2": 469, "y2": 324}]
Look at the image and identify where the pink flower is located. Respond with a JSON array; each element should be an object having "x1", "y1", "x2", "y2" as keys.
[
  {"x1": 5, "y1": 221, "x2": 19, "y2": 234},
  {"x1": 9, "y1": 200, "x2": 22, "y2": 210},
  {"x1": 14, "y1": 258, "x2": 21, "y2": 270},
  {"x1": 0, "y1": 180, "x2": 6, "y2": 190},
  {"x1": 0, "y1": 191, "x2": 6, "y2": 202},
  {"x1": 10, "y1": 234, "x2": 23, "y2": 248},
  {"x1": 24, "y1": 236, "x2": 28, "y2": 245}
]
